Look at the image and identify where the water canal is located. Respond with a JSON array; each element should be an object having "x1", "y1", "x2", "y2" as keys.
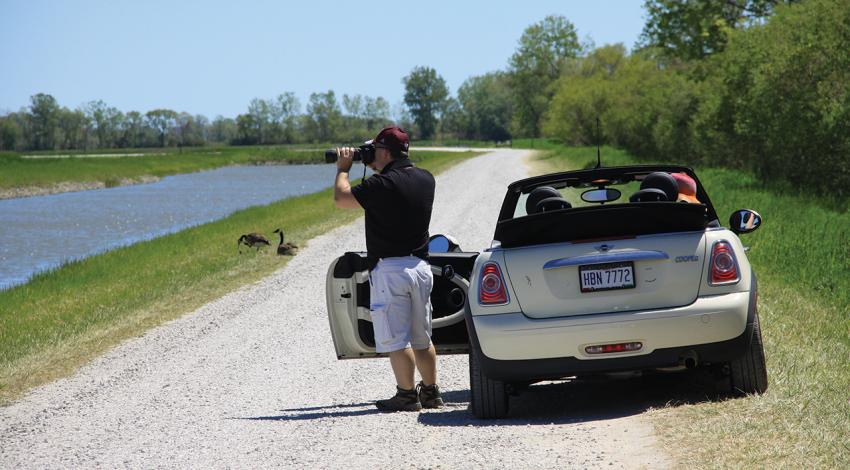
[{"x1": 0, "y1": 163, "x2": 372, "y2": 289}]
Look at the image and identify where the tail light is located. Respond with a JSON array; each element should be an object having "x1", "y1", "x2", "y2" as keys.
[
  {"x1": 709, "y1": 240, "x2": 740, "y2": 285},
  {"x1": 478, "y1": 262, "x2": 509, "y2": 305}
]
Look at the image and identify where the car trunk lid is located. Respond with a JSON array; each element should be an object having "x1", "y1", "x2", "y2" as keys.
[{"x1": 502, "y1": 232, "x2": 707, "y2": 318}]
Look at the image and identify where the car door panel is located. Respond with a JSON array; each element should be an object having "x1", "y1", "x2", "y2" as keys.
[{"x1": 326, "y1": 251, "x2": 477, "y2": 359}]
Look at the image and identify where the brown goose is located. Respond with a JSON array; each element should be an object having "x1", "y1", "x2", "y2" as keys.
[
  {"x1": 237, "y1": 232, "x2": 270, "y2": 253},
  {"x1": 273, "y1": 228, "x2": 298, "y2": 256}
]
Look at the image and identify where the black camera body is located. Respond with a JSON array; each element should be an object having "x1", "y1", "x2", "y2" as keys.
[{"x1": 325, "y1": 143, "x2": 376, "y2": 165}]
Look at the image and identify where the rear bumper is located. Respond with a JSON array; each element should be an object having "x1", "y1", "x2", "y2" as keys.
[{"x1": 467, "y1": 285, "x2": 757, "y2": 382}]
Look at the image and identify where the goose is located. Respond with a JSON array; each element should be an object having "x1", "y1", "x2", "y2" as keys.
[
  {"x1": 272, "y1": 228, "x2": 298, "y2": 256},
  {"x1": 238, "y1": 232, "x2": 270, "y2": 253}
]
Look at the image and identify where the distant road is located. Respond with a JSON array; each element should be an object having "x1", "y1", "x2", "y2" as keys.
[{"x1": 0, "y1": 149, "x2": 668, "y2": 468}]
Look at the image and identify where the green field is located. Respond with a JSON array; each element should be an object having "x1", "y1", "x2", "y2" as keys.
[
  {"x1": 0, "y1": 150, "x2": 479, "y2": 404},
  {"x1": 530, "y1": 144, "x2": 850, "y2": 468},
  {"x1": 0, "y1": 145, "x2": 330, "y2": 191}
]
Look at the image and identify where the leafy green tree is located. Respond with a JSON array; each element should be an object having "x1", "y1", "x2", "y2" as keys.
[
  {"x1": 508, "y1": 15, "x2": 582, "y2": 137},
  {"x1": 342, "y1": 94, "x2": 364, "y2": 118},
  {"x1": 269, "y1": 93, "x2": 300, "y2": 143},
  {"x1": 456, "y1": 72, "x2": 513, "y2": 141},
  {"x1": 173, "y1": 113, "x2": 207, "y2": 148},
  {"x1": 247, "y1": 98, "x2": 271, "y2": 144},
  {"x1": 305, "y1": 90, "x2": 342, "y2": 142},
  {"x1": 0, "y1": 114, "x2": 22, "y2": 151},
  {"x1": 145, "y1": 109, "x2": 178, "y2": 147},
  {"x1": 543, "y1": 44, "x2": 697, "y2": 161},
  {"x1": 439, "y1": 97, "x2": 467, "y2": 139},
  {"x1": 364, "y1": 96, "x2": 391, "y2": 132},
  {"x1": 84, "y1": 100, "x2": 124, "y2": 148},
  {"x1": 403, "y1": 66, "x2": 449, "y2": 139},
  {"x1": 57, "y1": 107, "x2": 87, "y2": 149},
  {"x1": 235, "y1": 113, "x2": 259, "y2": 145},
  {"x1": 28, "y1": 93, "x2": 60, "y2": 150},
  {"x1": 210, "y1": 116, "x2": 237, "y2": 143},
  {"x1": 121, "y1": 111, "x2": 146, "y2": 148},
  {"x1": 638, "y1": 0, "x2": 795, "y2": 61},
  {"x1": 692, "y1": 0, "x2": 850, "y2": 192}
]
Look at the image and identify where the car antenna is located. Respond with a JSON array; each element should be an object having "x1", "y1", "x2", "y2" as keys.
[{"x1": 595, "y1": 117, "x2": 602, "y2": 168}]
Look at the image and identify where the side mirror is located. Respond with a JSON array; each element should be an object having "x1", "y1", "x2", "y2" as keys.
[
  {"x1": 428, "y1": 234, "x2": 461, "y2": 253},
  {"x1": 729, "y1": 209, "x2": 762, "y2": 234},
  {"x1": 581, "y1": 188, "x2": 621, "y2": 203}
]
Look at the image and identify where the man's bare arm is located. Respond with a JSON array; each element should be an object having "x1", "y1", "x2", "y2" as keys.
[
  {"x1": 334, "y1": 170, "x2": 361, "y2": 209},
  {"x1": 334, "y1": 147, "x2": 361, "y2": 209}
]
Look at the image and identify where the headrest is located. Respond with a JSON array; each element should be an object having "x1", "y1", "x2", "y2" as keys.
[
  {"x1": 536, "y1": 196, "x2": 572, "y2": 213},
  {"x1": 526, "y1": 186, "x2": 562, "y2": 214},
  {"x1": 639, "y1": 172, "x2": 679, "y2": 202}
]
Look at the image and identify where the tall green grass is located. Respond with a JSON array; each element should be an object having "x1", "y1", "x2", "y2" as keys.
[
  {"x1": 530, "y1": 144, "x2": 850, "y2": 467},
  {"x1": 0, "y1": 150, "x2": 479, "y2": 404}
]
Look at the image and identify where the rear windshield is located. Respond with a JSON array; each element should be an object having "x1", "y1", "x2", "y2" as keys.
[{"x1": 512, "y1": 179, "x2": 644, "y2": 218}]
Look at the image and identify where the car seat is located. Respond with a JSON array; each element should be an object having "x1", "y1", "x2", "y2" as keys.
[{"x1": 629, "y1": 172, "x2": 679, "y2": 202}]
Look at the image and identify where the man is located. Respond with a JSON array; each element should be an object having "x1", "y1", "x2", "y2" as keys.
[{"x1": 333, "y1": 126, "x2": 443, "y2": 412}]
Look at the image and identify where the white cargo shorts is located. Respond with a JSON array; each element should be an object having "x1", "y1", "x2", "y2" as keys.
[{"x1": 369, "y1": 256, "x2": 434, "y2": 353}]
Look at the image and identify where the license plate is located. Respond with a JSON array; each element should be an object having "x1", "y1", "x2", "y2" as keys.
[{"x1": 579, "y1": 261, "x2": 635, "y2": 293}]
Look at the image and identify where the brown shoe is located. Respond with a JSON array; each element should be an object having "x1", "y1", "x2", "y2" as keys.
[
  {"x1": 417, "y1": 382, "x2": 444, "y2": 409},
  {"x1": 375, "y1": 386, "x2": 422, "y2": 412}
]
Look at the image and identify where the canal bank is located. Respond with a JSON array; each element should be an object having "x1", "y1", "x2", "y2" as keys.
[{"x1": 1, "y1": 163, "x2": 364, "y2": 289}]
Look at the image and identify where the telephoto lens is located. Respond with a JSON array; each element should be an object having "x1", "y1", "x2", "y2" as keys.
[{"x1": 324, "y1": 148, "x2": 363, "y2": 163}]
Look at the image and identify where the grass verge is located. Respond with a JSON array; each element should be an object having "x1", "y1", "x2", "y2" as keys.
[
  {"x1": 0, "y1": 150, "x2": 479, "y2": 405},
  {"x1": 529, "y1": 144, "x2": 850, "y2": 467},
  {"x1": 0, "y1": 145, "x2": 329, "y2": 191}
]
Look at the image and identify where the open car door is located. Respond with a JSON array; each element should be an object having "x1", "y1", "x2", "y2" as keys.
[{"x1": 326, "y1": 250, "x2": 476, "y2": 359}]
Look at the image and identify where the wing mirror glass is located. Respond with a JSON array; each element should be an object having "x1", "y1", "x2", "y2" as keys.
[
  {"x1": 428, "y1": 234, "x2": 461, "y2": 253},
  {"x1": 581, "y1": 188, "x2": 621, "y2": 203},
  {"x1": 729, "y1": 209, "x2": 762, "y2": 234}
]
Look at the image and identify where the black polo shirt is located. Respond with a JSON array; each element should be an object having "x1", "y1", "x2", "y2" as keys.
[{"x1": 351, "y1": 158, "x2": 435, "y2": 267}]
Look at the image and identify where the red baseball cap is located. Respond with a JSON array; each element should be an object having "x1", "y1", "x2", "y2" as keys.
[
  {"x1": 671, "y1": 172, "x2": 700, "y2": 203},
  {"x1": 373, "y1": 126, "x2": 410, "y2": 153}
]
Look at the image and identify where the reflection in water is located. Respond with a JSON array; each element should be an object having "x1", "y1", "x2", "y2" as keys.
[{"x1": 0, "y1": 164, "x2": 371, "y2": 289}]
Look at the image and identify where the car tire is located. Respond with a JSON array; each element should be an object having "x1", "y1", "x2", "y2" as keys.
[
  {"x1": 469, "y1": 347, "x2": 509, "y2": 419},
  {"x1": 729, "y1": 311, "x2": 768, "y2": 395}
]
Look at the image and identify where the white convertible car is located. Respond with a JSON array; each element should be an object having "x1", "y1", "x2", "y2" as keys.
[{"x1": 327, "y1": 165, "x2": 767, "y2": 418}]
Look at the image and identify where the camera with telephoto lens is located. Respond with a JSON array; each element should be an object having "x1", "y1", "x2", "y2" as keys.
[{"x1": 325, "y1": 143, "x2": 376, "y2": 165}]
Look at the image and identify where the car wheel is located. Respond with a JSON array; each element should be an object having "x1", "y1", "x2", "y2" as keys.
[
  {"x1": 729, "y1": 311, "x2": 768, "y2": 395},
  {"x1": 469, "y1": 347, "x2": 509, "y2": 419}
]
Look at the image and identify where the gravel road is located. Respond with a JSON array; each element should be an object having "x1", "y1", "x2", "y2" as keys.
[{"x1": 0, "y1": 149, "x2": 669, "y2": 468}]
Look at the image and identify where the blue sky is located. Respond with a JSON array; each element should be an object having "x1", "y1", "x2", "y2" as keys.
[{"x1": 0, "y1": 0, "x2": 647, "y2": 118}]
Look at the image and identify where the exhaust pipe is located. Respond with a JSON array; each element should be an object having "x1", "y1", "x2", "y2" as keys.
[{"x1": 680, "y1": 351, "x2": 699, "y2": 369}]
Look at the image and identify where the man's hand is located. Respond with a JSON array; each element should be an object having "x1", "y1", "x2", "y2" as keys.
[{"x1": 336, "y1": 147, "x2": 355, "y2": 173}]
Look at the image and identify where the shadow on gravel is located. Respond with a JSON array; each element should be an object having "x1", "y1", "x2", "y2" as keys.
[
  {"x1": 238, "y1": 402, "x2": 382, "y2": 421},
  {"x1": 235, "y1": 369, "x2": 731, "y2": 425},
  {"x1": 419, "y1": 368, "x2": 731, "y2": 427}
]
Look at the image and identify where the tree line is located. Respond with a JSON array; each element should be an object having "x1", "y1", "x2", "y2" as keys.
[
  {"x1": 0, "y1": 92, "x2": 395, "y2": 151},
  {"x1": 2, "y1": 0, "x2": 846, "y2": 195},
  {"x1": 542, "y1": 0, "x2": 848, "y2": 196}
]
